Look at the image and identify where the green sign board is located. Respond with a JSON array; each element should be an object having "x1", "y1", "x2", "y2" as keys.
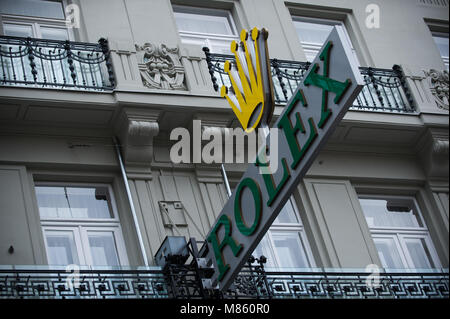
[{"x1": 204, "y1": 27, "x2": 364, "y2": 291}]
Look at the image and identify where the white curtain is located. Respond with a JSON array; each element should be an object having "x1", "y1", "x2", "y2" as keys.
[
  {"x1": 88, "y1": 233, "x2": 120, "y2": 266},
  {"x1": 36, "y1": 186, "x2": 112, "y2": 219},
  {"x1": 46, "y1": 233, "x2": 79, "y2": 265}
]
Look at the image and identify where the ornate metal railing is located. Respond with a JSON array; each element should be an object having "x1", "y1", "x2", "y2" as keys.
[
  {"x1": 203, "y1": 48, "x2": 415, "y2": 113},
  {"x1": 0, "y1": 36, "x2": 115, "y2": 90},
  {"x1": 1, "y1": 264, "x2": 447, "y2": 299},
  {"x1": 0, "y1": 266, "x2": 168, "y2": 299},
  {"x1": 229, "y1": 262, "x2": 449, "y2": 299}
]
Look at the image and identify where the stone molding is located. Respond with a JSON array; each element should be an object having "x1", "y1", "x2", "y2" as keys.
[
  {"x1": 117, "y1": 109, "x2": 160, "y2": 165},
  {"x1": 135, "y1": 43, "x2": 186, "y2": 90},
  {"x1": 424, "y1": 69, "x2": 449, "y2": 111},
  {"x1": 418, "y1": 128, "x2": 449, "y2": 181}
]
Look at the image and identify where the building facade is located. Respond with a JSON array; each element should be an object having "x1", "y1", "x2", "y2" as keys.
[{"x1": 0, "y1": 0, "x2": 448, "y2": 298}]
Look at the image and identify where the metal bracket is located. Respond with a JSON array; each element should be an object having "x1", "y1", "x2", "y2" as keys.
[{"x1": 159, "y1": 201, "x2": 187, "y2": 227}]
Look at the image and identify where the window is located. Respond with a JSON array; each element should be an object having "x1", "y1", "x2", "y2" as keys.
[
  {"x1": 0, "y1": 2, "x2": 79, "y2": 88},
  {"x1": 2, "y1": 16, "x2": 70, "y2": 40},
  {"x1": 1, "y1": 0, "x2": 70, "y2": 40},
  {"x1": 36, "y1": 184, "x2": 129, "y2": 267},
  {"x1": 252, "y1": 198, "x2": 316, "y2": 269},
  {"x1": 432, "y1": 33, "x2": 449, "y2": 70},
  {"x1": 292, "y1": 17, "x2": 358, "y2": 63},
  {"x1": 0, "y1": 0, "x2": 65, "y2": 20},
  {"x1": 1, "y1": 16, "x2": 72, "y2": 89},
  {"x1": 359, "y1": 196, "x2": 441, "y2": 270},
  {"x1": 173, "y1": 5, "x2": 238, "y2": 54}
]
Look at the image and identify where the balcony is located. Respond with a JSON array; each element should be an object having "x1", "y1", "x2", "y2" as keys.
[
  {"x1": 203, "y1": 48, "x2": 416, "y2": 113},
  {"x1": 0, "y1": 36, "x2": 115, "y2": 91},
  {"x1": 0, "y1": 264, "x2": 447, "y2": 299}
]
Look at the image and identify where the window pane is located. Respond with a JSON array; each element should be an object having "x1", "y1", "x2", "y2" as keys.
[
  {"x1": 40, "y1": 26, "x2": 68, "y2": 41},
  {"x1": 272, "y1": 231, "x2": 310, "y2": 268},
  {"x1": 373, "y1": 237, "x2": 406, "y2": 269},
  {"x1": 174, "y1": 11, "x2": 233, "y2": 35},
  {"x1": 274, "y1": 199, "x2": 299, "y2": 224},
  {"x1": 404, "y1": 238, "x2": 434, "y2": 269},
  {"x1": 87, "y1": 232, "x2": 120, "y2": 266},
  {"x1": 433, "y1": 35, "x2": 449, "y2": 59},
  {"x1": 67, "y1": 187, "x2": 113, "y2": 219},
  {"x1": 36, "y1": 186, "x2": 113, "y2": 219},
  {"x1": 3, "y1": 23, "x2": 33, "y2": 37},
  {"x1": 45, "y1": 231, "x2": 79, "y2": 265},
  {"x1": 359, "y1": 198, "x2": 423, "y2": 228},
  {"x1": 292, "y1": 18, "x2": 358, "y2": 64},
  {"x1": 0, "y1": 0, "x2": 65, "y2": 19},
  {"x1": 173, "y1": 7, "x2": 237, "y2": 54},
  {"x1": 293, "y1": 20, "x2": 333, "y2": 45},
  {"x1": 36, "y1": 186, "x2": 71, "y2": 218}
]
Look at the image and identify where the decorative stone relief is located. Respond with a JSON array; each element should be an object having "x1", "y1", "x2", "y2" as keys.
[
  {"x1": 432, "y1": 138, "x2": 449, "y2": 158},
  {"x1": 128, "y1": 120, "x2": 160, "y2": 145},
  {"x1": 424, "y1": 69, "x2": 449, "y2": 110},
  {"x1": 135, "y1": 43, "x2": 186, "y2": 90},
  {"x1": 428, "y1": 137, "x2": 449, "y2": 180},
  {"x1": 116, "y1": 108, "x2": 160, "y2": 165},
  {"x1": 123, "y1": 120, "x2": 159, "y2": 164},
  {"x1": 419, "y1": 128, "x2": 449, "y2": 180}
]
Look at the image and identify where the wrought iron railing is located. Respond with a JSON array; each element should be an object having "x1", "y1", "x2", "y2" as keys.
[
  {"x1": 230, "y1": 263, "x2": 449, "y2": 299},
  {"x1": 203, "y1": 48, "x2": 415, "y2": 113},
  {"x1": 1, "y1": 264, "x2": 447, "y2": 299},
  {"x1": 0, "y1": 36, "x2": 115, "y2": 90},
  {"x1": 0, "y1": 266, "x2": 168, "y2": 299}
]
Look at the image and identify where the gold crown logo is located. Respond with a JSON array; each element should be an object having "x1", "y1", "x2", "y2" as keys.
[{"x1": 221, "y1": 28, "x2": 274, "y2": 132}]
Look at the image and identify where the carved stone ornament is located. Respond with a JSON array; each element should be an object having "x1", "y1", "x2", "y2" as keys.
[
  {"x1": 425, "y1": 69, "x2": 449, "y2": 110},
  {"x1": 135, "y1": 43, "x2": 186, "y2": 90},
  {"x1": 420, "y1": 130, "x2": 449, "y2": 180},
  {"x1": 117, "y1": 114, "x2": 160, "y2": 164},
  {"x1": 432, "y1": 138, "x2": 449, "y2": 158},
  {"x1": 124, "y1": 120, "x2": 159, "y2": 164}
]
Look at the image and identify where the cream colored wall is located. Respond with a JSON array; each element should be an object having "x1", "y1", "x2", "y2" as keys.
[
  {"x1": 0, "y1": 0, "x2": 448, "y2": 268},
  {"x1": 0, "y1": 166, "x2": 45, "y2": 265},
  {"x1": 75, "y1": 0, "x2": 448, "y2": 69},
  {"x1": 0, "y1": 135, "x2": 448, "y2": 267}
]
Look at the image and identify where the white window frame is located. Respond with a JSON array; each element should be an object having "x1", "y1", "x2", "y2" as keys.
[
  {"x1": 371, "y1": 234, "x2": 410, "y2": 269},
  {"x1": 36, "y1": 182, "x2": 129, "y2": 267},
  {"x1": 42, "y1": 226, "x2": 129, "y2": 266},
  {"x1": 172, "y1": 5, "x2": 239, "y2": 54},
  {"x1": 254, "y1": 197, "x2": 316, "y2": 269},
  {"x1": 359, "y1": 194, "x2": 442, "y2": 270},
  {"x1": 42, "y1": 227, "x2": 87, "y2": 265},
  {"x1": 292, "y1": 16, "x2": 359, "y2": 64},
  {"x1": 38, "y1": 183, "x2": 120, "y2": 223},
  {"x1": 432, "y1": 31, "x2": 449, "y2": 70},
  {"x1": 1, "y1": 14, "x2": 73, "y2": 40},
  {"x1": 82, "y1": 227, "x2": 128, "y2": 266}
]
